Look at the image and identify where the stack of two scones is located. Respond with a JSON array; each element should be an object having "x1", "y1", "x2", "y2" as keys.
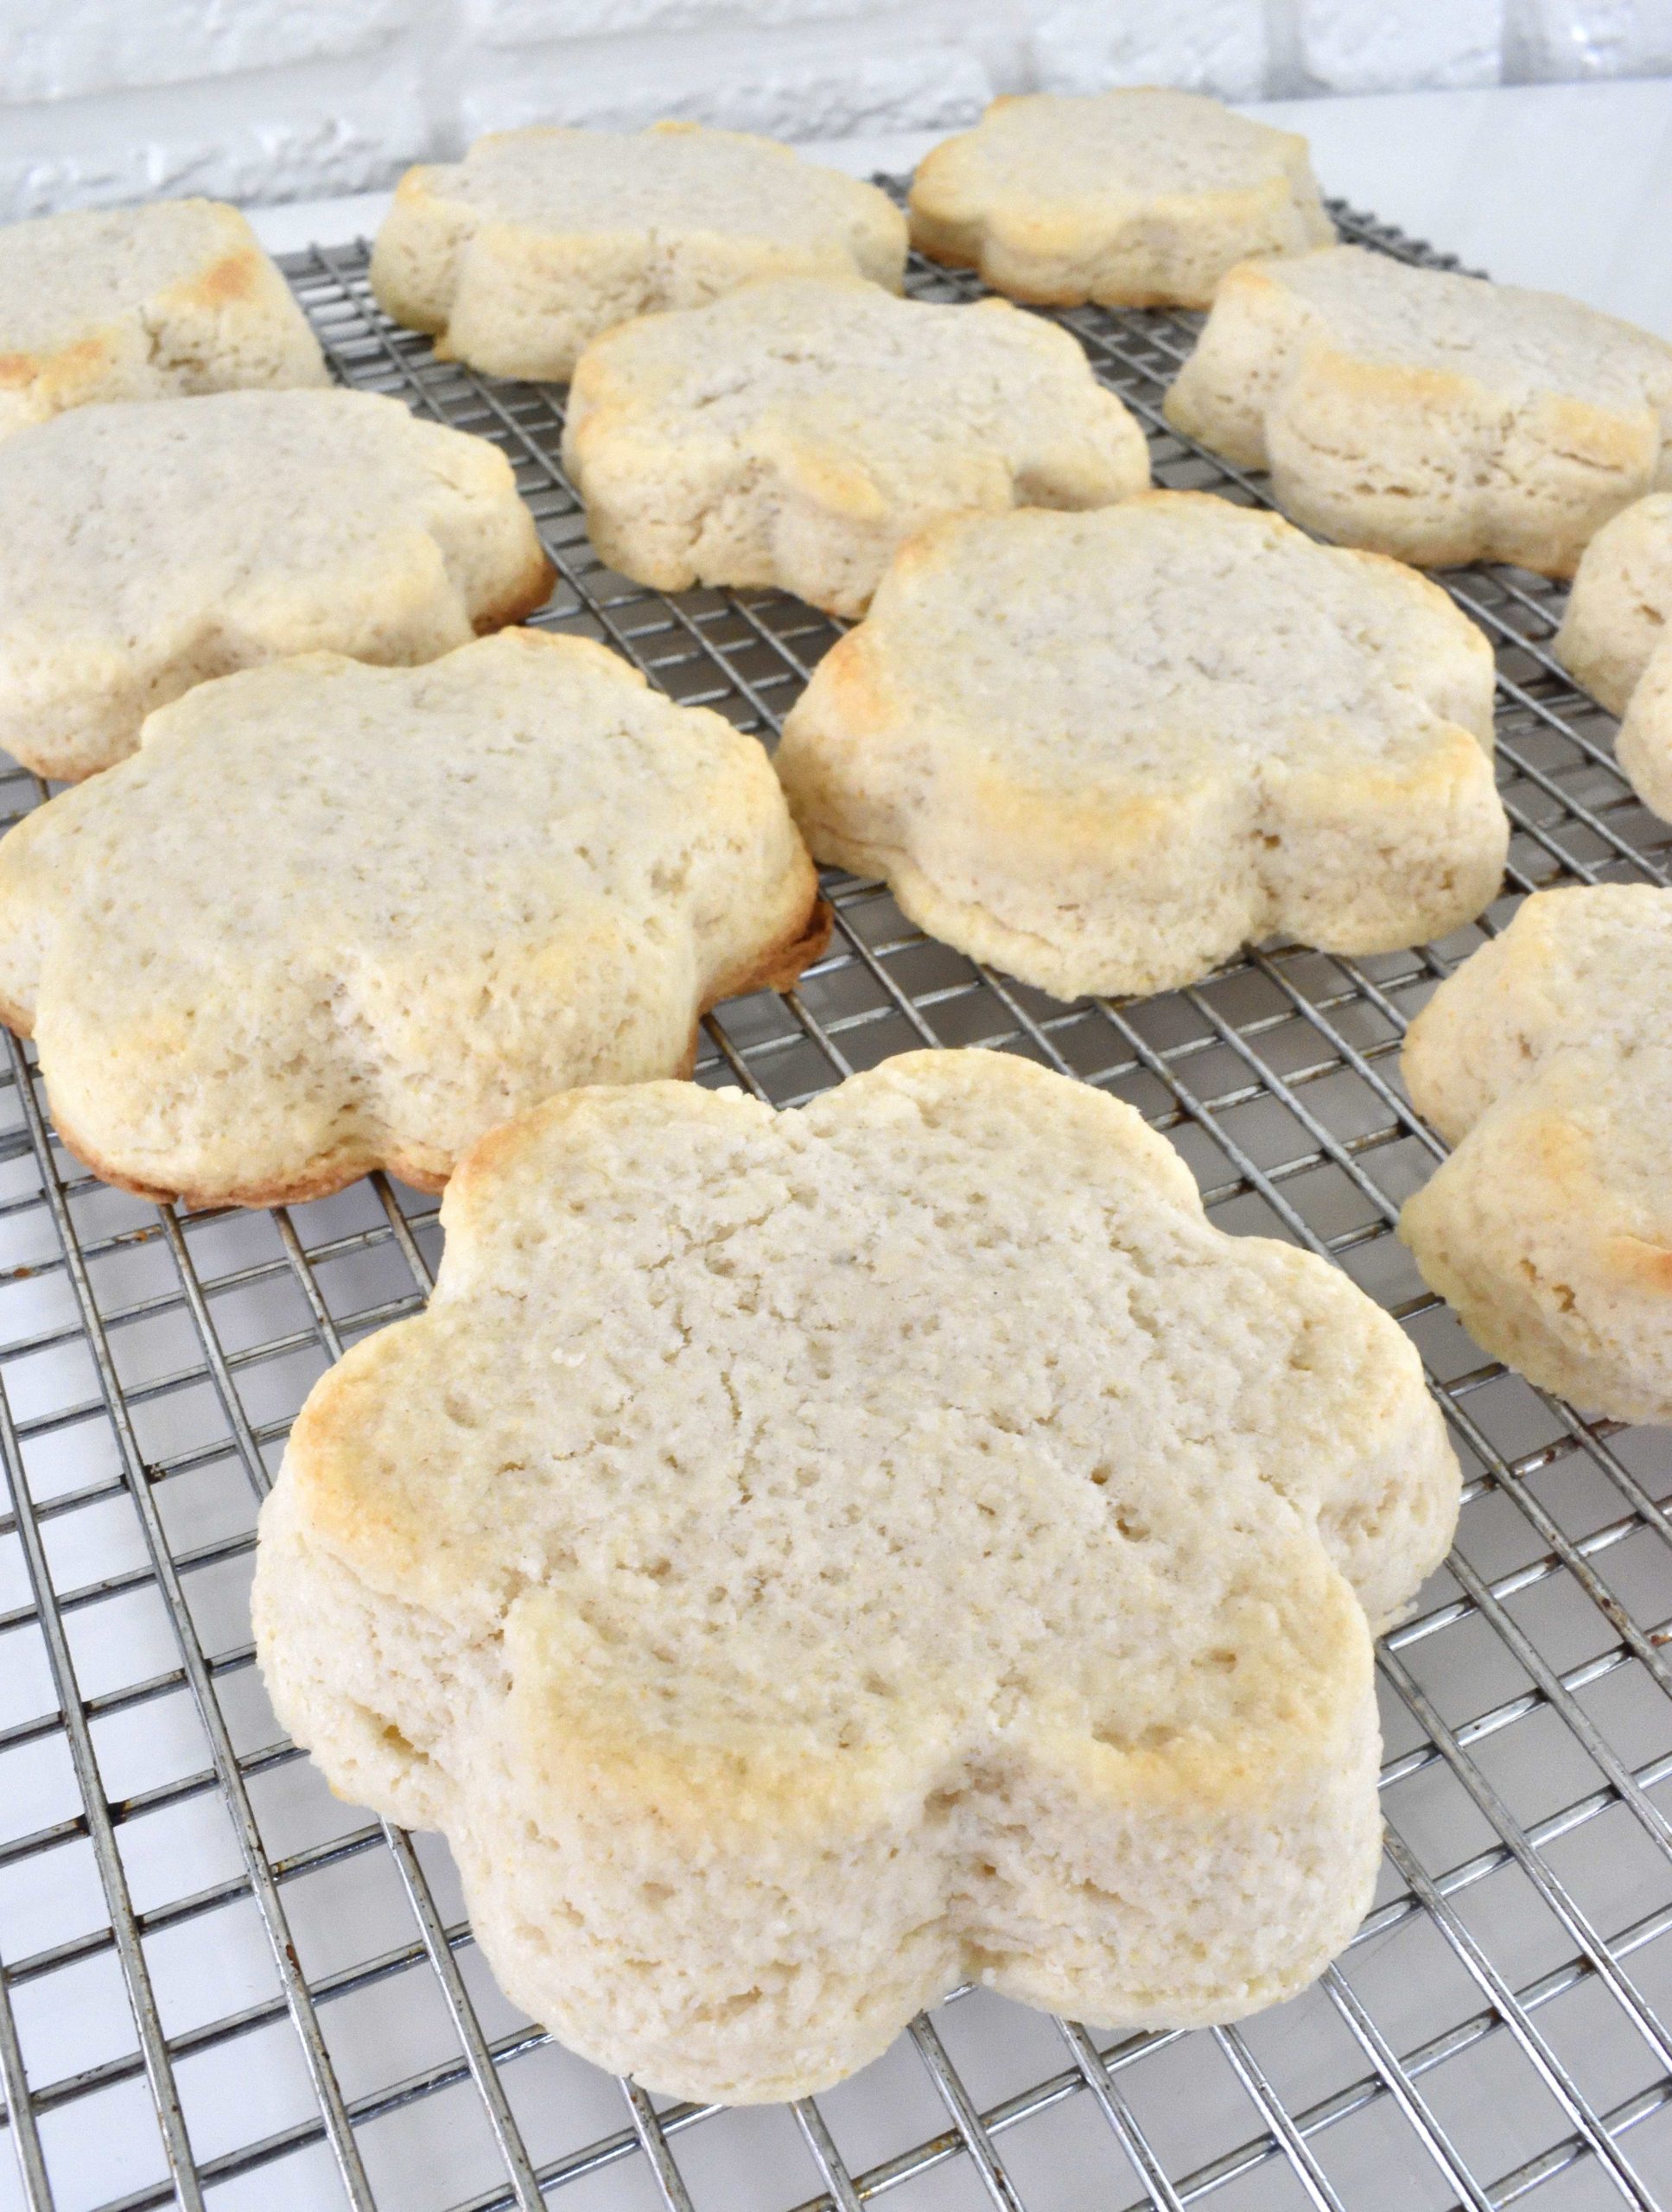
[{"x1": 3, "y1": 85, "x2": 1669, "y2": 2105}]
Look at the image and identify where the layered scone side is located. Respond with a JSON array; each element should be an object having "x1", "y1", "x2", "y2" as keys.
[
  {"x1": 1165, "y1": 247, "x2": 1672, "y2": 575},
  {"x1": 0, "y1": 199, "x2": 327, "y2": 438},
  {"x1": 1618, "y1": 649, "x2": 1672, "y2": 821},
  {"x1": 253, "y1": 1050, "x2": 1460, "y2": 2102},
  {"x1": 562, "y1": 277, "x2": 1149, "y2": 617},
  {"x1": 1552, "y1": 493, "x2": 1672, "y2": 820},
  {"x1": 0, "y1": 630, "x2": 824, "y2": 1207},
  {"x1": 1400, "y1": 885, "x2": 1672, "y2": 1421},
  {"x1": 0, "y1": 388, "x2": 555, "y2": 780},
  {"x1": 1554, "y1": 493, "x2": 1672, "y2": 713},
  {"x1": 370, "y1": 124, "x2": 908, "y2": 382},
  {"x1": 776, "y1": 493, "x2": 1505, "y2": 1001},
  {"x1": 908, "y1": 89, "x2": 1334, "y2": 310}
]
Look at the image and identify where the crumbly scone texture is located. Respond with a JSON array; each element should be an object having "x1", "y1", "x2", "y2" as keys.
[
  {"x1": 370, "y1": 123, "x2": 908, "y2": 382},
  {"x1": 0, "y1": 388, "x2": 555, "y2": 781},
  {"x1": 0, "y1": 629, "x2": 823, "y2": 1208},
  {"x1": 253, "y1": 1048, "x2": 1460, "y2": 2103},
  {"x1": 1400, "y1": 885, "x2": 1672, "y2": 1421},
  {"x1": 1554, "y1": 494, "x2": 1672, "y2": 714},
  {"x1": 1618, "y1": 646, "x2": 1672, "y2": 823},
  {"x1": 907, "y1": 90, "x2": 1334, "y2": 311},
  {"x1": 1164, "y1": 245, "x2": 1672, "y2": 576},
  {"x1": 774, "y1": 492, "x2": 1506, "y2": 1001},
  {"x1": 563, "y1": 276, "x2": 1150, "y2": 618},
  {"x1": 1552, "y1": 493, "x2": 1672, "y2": 821},
  {"x1": 0, "y1": 199, "x2": 327, "y2": 437}
]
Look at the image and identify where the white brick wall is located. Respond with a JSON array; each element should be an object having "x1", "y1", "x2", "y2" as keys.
[
  {"x1": 1294, "y1": 0, "x2": 1505, "y2": 92},
  {"x1": 1033, "y1": 3, "x2": 1268, "y2": 101},
  {"x1": 0, "y1": 0, "x2": 1666, "y2": 221},
  {"x1": 1507, "y1": 0, "x2": 1672, "y2": 76}
]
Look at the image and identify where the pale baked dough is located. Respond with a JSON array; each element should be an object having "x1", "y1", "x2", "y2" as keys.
[
  {"x1": 0, "y1": 199, "x2": 327, "y2": 437},
  {"x1": 563, "y1": 275, "x2": 1149, "y2": 618},
  {"x1": 1401, "y1": 885, "x2": 1672, "y2": 1421},
  {"x1": 774, "y1": 492, "x2": 1507, "y2": 1001},
  {"x1": 253, "y1": 1047, "x2": 1459, "y2": 2103},
  {"x1": 1555, "y1": 492, "x2": 1672, "y2": 713},
  {"x1": 1165, "y1": 245, "x2": 1672, "y2": 576},
  {"x1": 1554, "y1": 493, "x2": 1672, "y2": 820},
  {"x1": 371, "y1": 123, "x2": 907, "y2": 381},
  {"x1": 0, "y1": 630, "x2": 823, "y2": 1208},
  {"x1": 0, "y1": 388, "x2": 555, "y2": 781},
  {"x1": 908, "y1": 89, "x2": 1334, "y2": 310}
]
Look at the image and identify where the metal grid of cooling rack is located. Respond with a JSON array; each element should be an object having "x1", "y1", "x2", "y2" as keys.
[{"x1": 1, "y1": 197, "x2": 1671, "y2": 2212}]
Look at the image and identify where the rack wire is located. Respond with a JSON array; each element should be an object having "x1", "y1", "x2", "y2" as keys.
[{"x1": 1, "y1": 192, "x2": 1670, "y2": 2212}]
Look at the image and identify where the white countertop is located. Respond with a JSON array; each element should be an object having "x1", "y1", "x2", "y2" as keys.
[{"x1": 243, "y1": 79, "x2": 1672, "y2": 336}]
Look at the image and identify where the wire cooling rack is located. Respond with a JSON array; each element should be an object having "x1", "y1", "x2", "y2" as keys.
[{"x1": 2, "y1": 198, "x2": 1672, "y2": 2212}]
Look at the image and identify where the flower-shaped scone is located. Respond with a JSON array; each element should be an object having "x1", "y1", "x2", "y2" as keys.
[
  {"x1": 563, "y1": 276, "x2": 1149, "y2": 618},
  {"x1": 1554, "y1": 493, "x2": 1672, "y2": 820},
  {"x1": 908, "y1": 90, "x2": 1333, "y2": 309},
  {"x1": 0, "y1": 389, "x2": 555, "y2": 780},
  {"x1": 0, "y1": 199, "x2": 327, "y2": 439},
  {"x1": 775, "y1": 492, "x2": 1507, "y2": 1001},
  {"x1": 253, "y1": 1049, "x2": 1460, "y2": 2104},
  {"x1": 0, "y1": 630, "x2": 823, "y2": 1208},
  {"x1": 371, "y1": 124, "x2": 907, "y2": 382},
  {"x1": 1400, "y1": 885, "x2": 1672, "y2": 1421},
  {"x1": 1165, "y1": 246, "x2": 1672, "y2": 575}
]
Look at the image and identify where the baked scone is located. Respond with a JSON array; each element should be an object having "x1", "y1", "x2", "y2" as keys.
[
  {"x1": 1165, "y1": 246, "x2": 1672, "y2": 576},
  {"x1": 0, "y1": 200, "x2": 327, "y2": 439},
  {"x1": 253, "y1": 1048, "x2": 1460, "y2": 2103},
  {"x1": 371, "y1": 124, "x2": 907, "y2": 382},
  {"x1": 775, "y1": 492, "x2": 1506, "y2": 1001},
  {"x1": 0, "y1": 389, "x2": 555, "y2": 782},
  {"x1": 1555, "y1": 493, "x2": 1672, "y2": 713},
  {"x1": 0, "y1": 630, "x2": 823, "y2": 1208},
  {"x1": 908, "y1": 90, "x2": 1334, "y2": 311},
  {"x1": 1553, "y1": 493, "x2": 1672, "y2": 820},
  {"x1": 1401, "y1": 885, "x2": 1672, "y2": 1421},
  {"x1": 563, "y1": 276, "x2": 1149, "y2": 618}
]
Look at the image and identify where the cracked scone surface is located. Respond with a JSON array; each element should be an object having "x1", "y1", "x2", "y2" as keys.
[
  {"x1": 1554, "y1": 493, "x2": 1672, "y2": 820},
  {"x1": 0, "y1": 629, "x2": 822, "y2": 1208},
  {"x1": 774, "y1": 493, "x2": 1506, "y2": 1001},
  {"x1": 371, "y1": 123, "x2": 907, "y2": 382},
  {"x1": 0, "y1": 199, "x2": 327, "y2": 438},
  {"x1": 1165, "y1": 245, "x2": 1672, "y2": 576},
  {"x1": 0, "y1": 388, "x2": 555, "y2": 781},
  {"x1": 563, "y1": 276, "x2": 1149, "y2": 618},
  {"x1": 252, "y1": 1048, "x2": 1460, "y2": 2104},
  {"x1": 1400, "y1": 885, "x2": 1672, "y2": 1422},
  {"x1": 908, "y1": 89, "x2": 1333, "y2": 310}
]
